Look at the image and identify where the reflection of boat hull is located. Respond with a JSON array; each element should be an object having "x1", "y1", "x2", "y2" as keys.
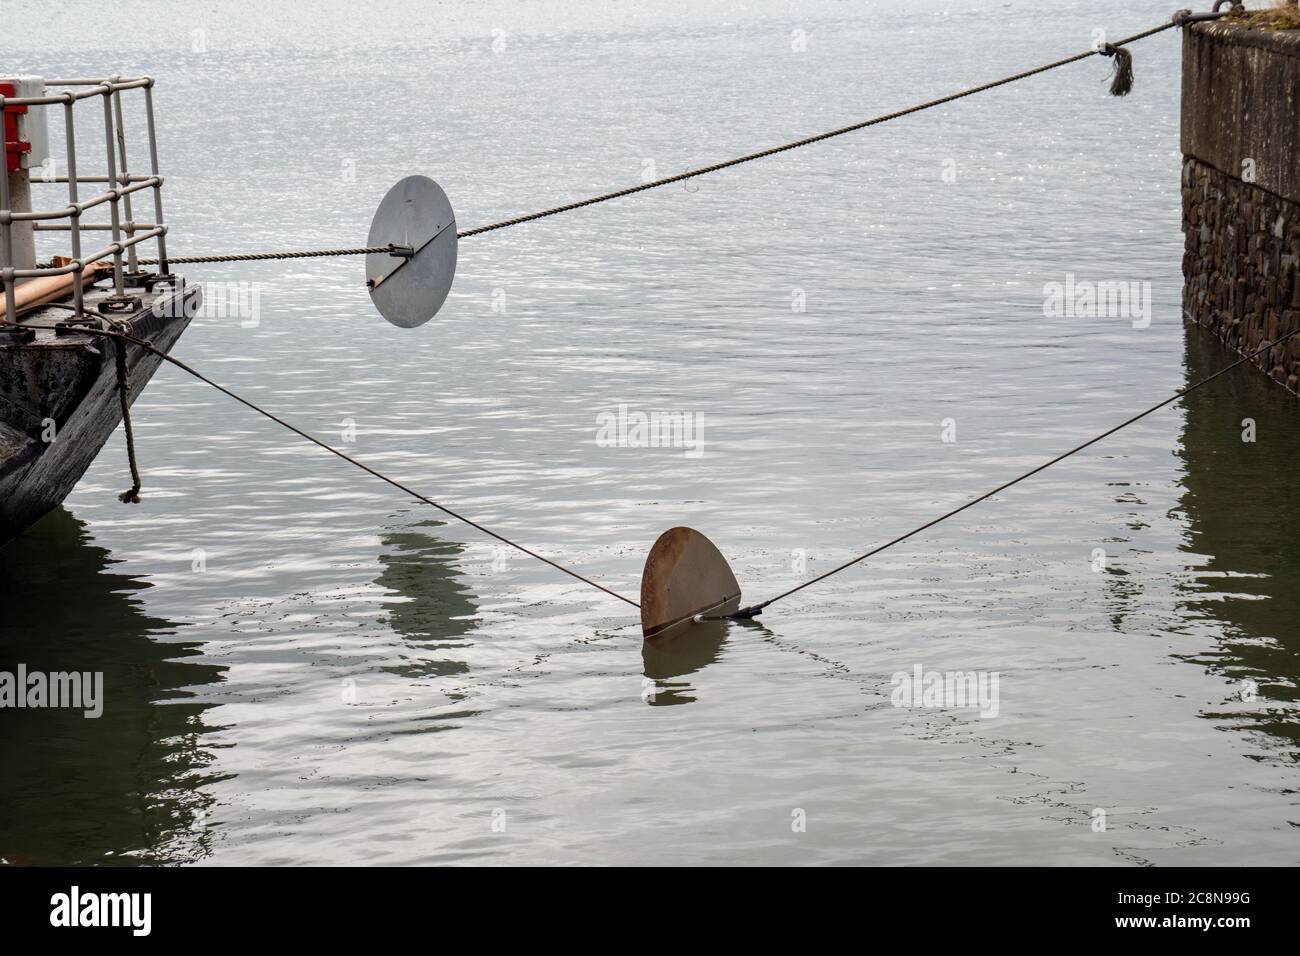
[
  {"x1": 0, "y1": 277, "x2": 199, "y2": 546},
  {"x1": 0, "y1": 507, "x2": 222, "y2": 864}
]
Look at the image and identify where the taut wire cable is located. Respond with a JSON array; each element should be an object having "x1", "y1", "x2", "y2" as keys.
[
  {"x1": 1, "y1": 319, "x2": 640, "y2": 609},
  {"x1": 715, "y1": 328, "x2": 1300, "y2": 620}
]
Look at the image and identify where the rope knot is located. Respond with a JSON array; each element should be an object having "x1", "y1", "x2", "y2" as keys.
[{"x1": 1099, "y1": 42, "x2": 1134, "y2": 97}]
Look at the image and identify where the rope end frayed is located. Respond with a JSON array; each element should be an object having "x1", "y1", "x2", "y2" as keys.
[
  {"x1": 1101, "y1": 43, "x2": 1134, "y2": 97},
  {"x1": 118, "y1": 488, "x2": 141, "y2": 504}
]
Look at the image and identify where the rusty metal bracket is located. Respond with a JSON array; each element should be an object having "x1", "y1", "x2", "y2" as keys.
[
  {"x1": 96, "y1": 294, "x2": 142, "y2": 315},
  {"x1": 54, "y1": 315, "x2": 104, "y2": 336}
]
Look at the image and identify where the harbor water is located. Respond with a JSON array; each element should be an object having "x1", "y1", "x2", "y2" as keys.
[{"x1": 2, "y1": 0, "x2": 1297, "y2": 865}]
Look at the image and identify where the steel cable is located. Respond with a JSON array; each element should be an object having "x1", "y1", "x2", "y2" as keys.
[{"x1": 719, "y1": 328, "x2": 1300, "y2": 619}]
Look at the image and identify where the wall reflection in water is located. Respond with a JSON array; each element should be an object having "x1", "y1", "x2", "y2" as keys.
[
  {"x1": 0, "y1": 509, "x2": 224, "y2": 865},
  {"x1": 1176, "y1": 330, "x2": 1300, "y2": 752}
]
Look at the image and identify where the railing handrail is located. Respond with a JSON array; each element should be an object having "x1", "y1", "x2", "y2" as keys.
[
  {"x1": 0, "y1": 78, "x2": 153, "y2": 108},
  {"x1": 8, "y1": 176, "x2": 163, "y2": 221},
  {"x1": 45, "y1": 77, "x2": 153, "y2": 87},
  {"x1": 10, "y1": 227, "x2": 167, "y2": 279}
]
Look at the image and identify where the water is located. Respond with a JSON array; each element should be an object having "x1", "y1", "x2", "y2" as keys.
[{"x1": 3, "y1": 0, "x2": 1297, "y2": 865}]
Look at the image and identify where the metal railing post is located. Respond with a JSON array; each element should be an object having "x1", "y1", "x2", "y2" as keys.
[
  {"x1": 63, "y1": 94, "x2": 84, "y2": 319},
  {"x1": 99, "y1": 85, "x2": 125, "y2": 298},
  {"x1": 111, "y1": 79, "x2": 138, "y2": 275},
  {"x1": 142, "y1": 80, "x2": 169, "y2": 273}
]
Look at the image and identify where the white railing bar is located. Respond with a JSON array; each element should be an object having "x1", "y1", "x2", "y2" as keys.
[
  {"x1": 36, "y1": 175, "x2": 154, "y2": 184},
  {"x1": 46, "y1": 77, "x2": 150, "y2": 87},
  {"x1": 34, "y1": 222, "x2": 161, "y2": 231},
  {"x1": 7, "y1": 177, "x2": 163, "y2": 221},
  {"x1": 9, "y1": 227, "x2": 166, "y2": 279}
]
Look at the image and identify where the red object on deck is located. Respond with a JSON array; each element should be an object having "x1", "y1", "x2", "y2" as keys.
[{"x1": 1, "y1": 83, "x2": 31, "y2": 174}]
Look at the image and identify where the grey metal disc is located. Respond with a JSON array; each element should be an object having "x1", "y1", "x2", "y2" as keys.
[
  {"x1": 640, "y1": 527, "x2": 742, "y2": 641},
  {"x1": 366, "y1": 175, "x2": 457, "y2": 328}
]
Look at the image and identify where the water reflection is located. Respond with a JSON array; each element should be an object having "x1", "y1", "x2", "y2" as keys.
[
  {"x1": 1176, "y1": 330, "x2": 1300, "y2": 750},
  {"x1": 375, "y1": 518, "x2": 478, "y2": 679},
  {"x1": 641, "y1": 619, "x2": 730, "y2": 705},
  {"x1": 0, "y1": 509, "x2": 224, "y2": 865}
]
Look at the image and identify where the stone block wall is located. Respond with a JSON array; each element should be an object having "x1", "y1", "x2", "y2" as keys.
[{"x1": 1181, "y1": 21, "x2": 1300, "y2": 394}]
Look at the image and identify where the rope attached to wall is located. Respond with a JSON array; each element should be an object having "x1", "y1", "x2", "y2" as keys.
[
  {"x1": 710, "y1": 328, "x2": 1300, "y2": 621},
  {"x1": 121, "y1": 11, "x2": 1201, "y2": 266},
  {"x1": 7, "y1": 320, "x2": 1291, "y2": 618}
]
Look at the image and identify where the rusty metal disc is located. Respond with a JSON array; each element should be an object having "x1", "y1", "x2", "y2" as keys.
[
  {"x1": 640, "y1": 527, "x2": 741, "y2": 640},
  {"x1": 366, "y1": 175, "x2": 457, "y2": 328}
]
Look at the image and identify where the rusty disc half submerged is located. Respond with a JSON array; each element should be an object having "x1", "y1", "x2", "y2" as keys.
[{"x1": 640, "y1": 527, "x2": 741, "y2": 640}]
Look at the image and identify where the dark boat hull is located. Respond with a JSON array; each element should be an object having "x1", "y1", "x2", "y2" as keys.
[{"x1": 0, "y1": 278, "x2": 200, "y2": 547}]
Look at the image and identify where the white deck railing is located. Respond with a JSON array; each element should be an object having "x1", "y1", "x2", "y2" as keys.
[{"x1": 0, "y1": 75, "x2": 170, "y2": 325}]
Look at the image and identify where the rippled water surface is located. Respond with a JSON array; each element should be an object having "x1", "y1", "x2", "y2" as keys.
[{"x1": 3, "y1": 0, "x2": 1298, "y2": 865}]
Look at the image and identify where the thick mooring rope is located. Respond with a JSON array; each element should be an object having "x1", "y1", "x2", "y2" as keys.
[
  {"x1": 122, "y1": 11, "x2": 1199, "y2": 264},
  {"x1": 456, "y1": 19, "x2": 1182, "y2": 240},
  {"x1": 111, "y1": 335, "x2": 143, "y2": 503},
  {"x1": 2, "y1": 319, "x2": 640, "y2": 609},
  {"x1": 136, "y1": 246, "x2": 392, "y2": 266},
  {"x1": 715, "y1": 328, "x2": 1300, "y2": 620}
]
